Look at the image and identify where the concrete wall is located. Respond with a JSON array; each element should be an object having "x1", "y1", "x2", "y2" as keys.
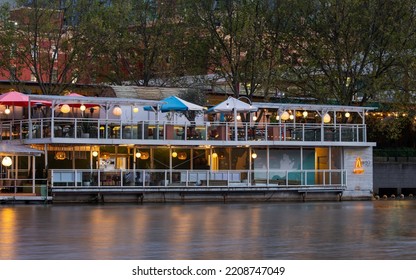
[{"x1": 373, "y1": 160, "x2": 416, "y2": 196}]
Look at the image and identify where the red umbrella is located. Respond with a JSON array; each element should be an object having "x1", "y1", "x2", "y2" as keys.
[
  {"x1": 0, "y1": 91, "x2": 51, "y2": 107},
  {"x1": 66, "y1": 92, "x2": 84, "y2": 98},
  {"x1": 61, "y1": 92, "x2": 98, "y2": 108}
]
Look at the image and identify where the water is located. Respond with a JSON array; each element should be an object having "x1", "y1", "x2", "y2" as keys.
[{"x1": 1, "y1": 201, "x2": 416, "y2": 260}]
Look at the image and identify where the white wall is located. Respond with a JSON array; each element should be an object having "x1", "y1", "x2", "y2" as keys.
[{"x1": 343, "y1": 147, "x2": 374, "y2": 199}]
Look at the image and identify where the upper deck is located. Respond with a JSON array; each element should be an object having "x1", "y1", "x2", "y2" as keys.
[
  {"x1": 0, "y1": 95, "x2": 376, "y2": 147},
  {"x1": 1, "y1": 118, "x2": 372, "y2": 147}
]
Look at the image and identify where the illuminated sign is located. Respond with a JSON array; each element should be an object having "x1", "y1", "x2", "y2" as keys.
[{"x1": 353, "y1": 157, "x2": 364, "y2": 174}]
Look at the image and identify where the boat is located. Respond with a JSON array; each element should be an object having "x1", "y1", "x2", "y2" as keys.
[{"x1": 0, "y1": 94, "x2": 376, "y2": 203}]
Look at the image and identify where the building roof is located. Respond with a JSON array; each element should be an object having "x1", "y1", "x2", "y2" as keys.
[
  {"x1": 253, "y1": 102, "x2": 377, "y2": 113},
  {"x1": 110, "y1": 86, "x2": 185, "y2": 100}
]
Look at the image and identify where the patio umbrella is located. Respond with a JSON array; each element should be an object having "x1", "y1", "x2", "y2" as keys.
[
  {"x1": 207, "y1": 96, "x2": 258, "y2": 113},
  {"x1": 207, "y1": 96, "x2": 258, "y2": 141},
  {"x1": 144, "y1": 96, "x2": 204, "y2": 113},
  {"x1": 60, "y1": 92, "x2": 98, "y2": 108},
  {"x1": 0, "y1": 91, "x2": 51, "y2": 107}
]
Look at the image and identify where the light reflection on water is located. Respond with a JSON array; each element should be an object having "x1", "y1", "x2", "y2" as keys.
[{"x1": 1, "y1": 201, "x2": 416, "y2": 260}]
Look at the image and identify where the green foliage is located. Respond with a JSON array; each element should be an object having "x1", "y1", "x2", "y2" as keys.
[
  {"x1": 367, "y1": 115, "x2": 416, "y2": 148},
  {"x1": 279, "y1": 0, "x2": 416, "y2": 106},
  {"x1": 186, "y1": 0, "x2": 284, "y2": 98},
  {"x1": 1, "y1": 0, "x2": 416, "y2": 121}
]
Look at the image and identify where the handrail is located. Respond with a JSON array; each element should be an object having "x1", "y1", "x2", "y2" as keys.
[
  {"x1": 49, "y1": 168, "x2": 347, "y2": 189},
  {"x1": 0, "y1": 117, "x2": 368, "y2": 143}
]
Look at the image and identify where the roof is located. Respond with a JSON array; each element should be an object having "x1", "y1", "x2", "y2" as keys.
[
  {"x1": 110, "y1": 86, "x2": 185, "y2": 100},
  {"x1": 27, "y1": 94, "x2": 163, "y2": 108},
  {"x1": 0, "y1": 142, "x2": 43, "y2": 156},
  {"x1": 253, "y1": 102, "x2": 377, "y2": 112}
]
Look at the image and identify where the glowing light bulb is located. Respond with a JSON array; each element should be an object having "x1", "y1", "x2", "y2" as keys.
[
  {"x1": 323, "y1": 113, "x2": 331, "y2": 123},
  {"x1": 112, "y1": 106, "x2": 122, "y2": 116},
  {"x1": 2, "y1": 156, "x2": 12, "y2": 167},
  {"x1": 281, "y1": 111, "x2": 289, "y2": 120},
  {"x1": 61, "y1": 104, "x2": 70, "y2": 113}
]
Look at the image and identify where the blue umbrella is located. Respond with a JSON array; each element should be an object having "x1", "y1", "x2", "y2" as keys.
[{"x1": 144, "y1": 96, "x2": 204, "y2": 113}]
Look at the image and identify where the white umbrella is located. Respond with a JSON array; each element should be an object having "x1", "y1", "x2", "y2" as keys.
[
  {"x1": 207, "y1": 97, "x2": 258, "y2": 141},
  {"x1": 207, "y1": 96, "x2": 257, "y2": 113}
]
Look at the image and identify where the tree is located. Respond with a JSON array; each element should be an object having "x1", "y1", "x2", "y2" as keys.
[
  {"x1": 88, "y1": 0, "x2": 188, "y2": 87},
  {"x1": 77, "y1": 0, "x2": 133, "y2": 85},
  {"x1": 279, "y1": 0, "x2": 416, "y2": 106},
  {"x1": 187, "y1": 0, "x2": 283, "y2": 99},
  {"x1": 0, "y1": 2, "x2": 19, "y2": 84},
  {"x1": 0, "y1": 0, "x2": 104, "y2": 95}
]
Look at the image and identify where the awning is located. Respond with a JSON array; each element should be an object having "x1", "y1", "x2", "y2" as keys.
[{"x1": 0, "y1": 143, "x2": 43, "y2": 156}]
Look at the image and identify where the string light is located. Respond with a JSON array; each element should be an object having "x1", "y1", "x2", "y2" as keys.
[
  {"x1": 281, "y1": 111, "x2": 290, "y2": 120},
  {"x1": 112, "y1": 106, "x2": 122, "y2": 116},
  {"x1": 1, "y1": 156, "x2": 12, "y2": 167},
  {"x1": 61, "y1": 104, "x2": 70, "y2": 113},
  {"x1": 323, "y1": 113, "x2": 331, "y2": 123}
]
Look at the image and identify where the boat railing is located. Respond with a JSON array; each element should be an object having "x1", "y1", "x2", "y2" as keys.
[
  {"x1": 1, "y1": 117, "x2": 367, "y2": 143},
  {"x1": 49, "y1": 168, "x2": 347, "y2": 189},
  {"x1": 0, "y1": 177, "x2": 48, "y2": 196}
]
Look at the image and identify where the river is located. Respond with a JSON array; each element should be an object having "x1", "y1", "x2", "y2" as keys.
[{"x1": 0, "y1": 200, "x2": 415, "y2": 260}]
